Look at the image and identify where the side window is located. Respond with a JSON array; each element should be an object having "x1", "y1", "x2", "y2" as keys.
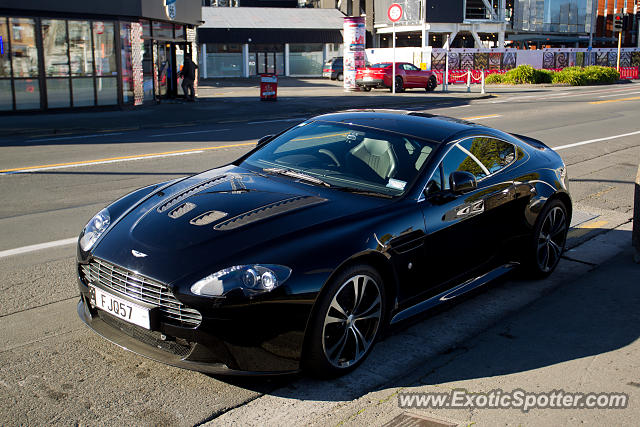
[
  {"x1": 459, "y1": 137, "x2": 516, "y2": 175},
  {"x1": 425, "y1": 165, "x2": 442, "y2": 194},
  {"x1": 441, "y1": 145, "x2": 486, "y2": 190}
]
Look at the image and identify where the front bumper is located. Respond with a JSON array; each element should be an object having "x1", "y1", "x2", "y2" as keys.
[{"x1": 77, "y1": 266, "x2": 308, "y2": 375}]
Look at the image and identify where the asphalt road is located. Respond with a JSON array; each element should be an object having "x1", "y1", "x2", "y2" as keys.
[{"x1": 0, "y1": 83, "x2": 639, "y2": 425}]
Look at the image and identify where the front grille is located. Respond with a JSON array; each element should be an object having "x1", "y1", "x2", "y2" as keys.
[{"x1": 81, "y1": 258, "x2": 202, "y2": 328}]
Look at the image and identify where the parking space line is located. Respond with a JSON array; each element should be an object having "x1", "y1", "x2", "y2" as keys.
[
  {"x1": 0, "y1": 238, "x2": 77, "y2": 259},
  {"x1": 553, "y1": 129, "x2": 640, "y2": 151}
]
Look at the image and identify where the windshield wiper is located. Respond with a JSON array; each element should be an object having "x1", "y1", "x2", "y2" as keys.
[
  {"x1": 263, "y1": 168, "x2": 331, "y2": 187},
  {"x1": 334, "y1": 186, "x2": 394, "y2": 199}
]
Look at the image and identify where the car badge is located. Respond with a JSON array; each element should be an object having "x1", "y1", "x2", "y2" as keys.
[{"x1": 132, "y1": 250, "x2": 148, "y2": 258}]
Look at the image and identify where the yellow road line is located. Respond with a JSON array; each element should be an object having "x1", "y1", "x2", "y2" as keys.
[
  {"x1": 0, "y1": 142, "x2": 256, "y2": 173},
  {"x1": 461, "y1": 114, "x2": 501, "y2": 120},
  {"x1": 578, "y1": 219, "x2": 609, "y2": 229},
  {"x1": 590, "y1": 96, "x2": 640, "y2": 105}
]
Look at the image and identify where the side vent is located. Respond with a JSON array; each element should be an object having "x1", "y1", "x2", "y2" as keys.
[
  {"x1": 168, "y1": 202, "x2": 196, "y2": 219},
  {"x1": 214, "y1": 196, "x2": 326, "y2": 231},
  {"x1": 157, "y1": 175, "x2": 228, "y2": 213},
  {"x1": 190, "y1": 210, "x2": 228, "y2": 226}
]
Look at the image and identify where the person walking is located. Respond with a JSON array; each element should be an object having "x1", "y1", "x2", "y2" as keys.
[{"x1": 179, "y1": 56, "x2": 198, "y2": 101}]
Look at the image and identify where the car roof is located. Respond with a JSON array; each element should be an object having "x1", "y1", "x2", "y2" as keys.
[{"x1": 311, "y1": 110, "x2": 487, "y2": 143}]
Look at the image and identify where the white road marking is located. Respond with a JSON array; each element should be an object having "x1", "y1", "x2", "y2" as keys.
[
  {"x1": 0, "y1": 238, "x2": 77, "y2": 259},
  {"x1": 27, "y1": 132, "x2": 125, "y2": 143},
  {"x1": 553, "y1": 129, "x2": 640, "y2": 151},
  {"x1": 150, "y1": 128, "x2": 231, "y2": 137},
  {"x1": 598, "y1": 91, "x2": 640, "y2": 98},
  {"x1": 1, "y1": 151, "x2": 203, "y2": 175}
]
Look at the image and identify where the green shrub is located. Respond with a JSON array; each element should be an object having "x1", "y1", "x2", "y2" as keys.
[
  {"x1": 503, "y1": 65, "x2": 537, "y2": 84},
  {"x1": 553, "y1": 66, "x2": 619, "y2": 86},
  {"x1": 485, "y1": 73, "x2": 505, "y2": 84},
  {"x1": 534, "y1": 69, "x2": 554, "y2": 84}
]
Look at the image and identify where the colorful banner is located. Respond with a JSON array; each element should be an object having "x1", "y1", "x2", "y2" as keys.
[{"x1": 343, "y1": 17, "x2": 366, "y2": 91}]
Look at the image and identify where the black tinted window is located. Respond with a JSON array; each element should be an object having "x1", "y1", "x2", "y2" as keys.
[{"x1": 459, "y1": 137, "x2": 516, "y2": 174}]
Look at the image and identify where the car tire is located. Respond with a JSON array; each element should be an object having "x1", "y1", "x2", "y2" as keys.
[
  {"x1": 337, "y1": 73, "x2": 343, "y2": 81},
  {"x1": 523, "y1": 199, "x2": 569, "y2": 278},
  {"x1": 425, "y1": 76, "x2": 437, "y2": 92},
  {"x1": 390, "y1": 77, "x2": 404, "y2": 93},
  {"x1": 303, "y1": 264, "x2": 386, "y2": 377},
  {"x1": 362, "y1": 86, "x2": 371, "y2": 92}
]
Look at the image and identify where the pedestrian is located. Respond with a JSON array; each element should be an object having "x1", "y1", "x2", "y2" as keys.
[{"x1": 179, "y1": 56, "x2": 198, "y2": 101}]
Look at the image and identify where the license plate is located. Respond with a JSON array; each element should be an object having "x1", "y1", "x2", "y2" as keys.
[
  {"x1": 364, "y1": 76, "x2": 373, "y2": 81},
  {"x1": 92, "y1": 286, "x2": 151, "y2": 329}
]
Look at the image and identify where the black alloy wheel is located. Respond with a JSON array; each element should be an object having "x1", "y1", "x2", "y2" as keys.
[
  {"x1": 527, "y1": 199, "x2": 569, "y2": 277},
  {"x1": 304, "y1": 264, "x2": 385, "y2": 376},
  {"x1": 391, "y1": 76, "x2": 404, "y2": 93}
]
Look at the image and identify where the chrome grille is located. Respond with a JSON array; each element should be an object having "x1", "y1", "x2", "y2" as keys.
[{"x1": 81, "y1": 258, "x2": 202, "y2": 328}]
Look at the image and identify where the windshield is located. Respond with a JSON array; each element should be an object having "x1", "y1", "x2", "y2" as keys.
[
  {"x1": 241, "y1": 121, "x2": 437, "y2": 197},
  {"x1": 370, "y1": 63, "x2": 391, "y2": 68}
]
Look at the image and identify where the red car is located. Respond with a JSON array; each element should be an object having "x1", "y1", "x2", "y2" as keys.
[{"x1": 356, "y1": 62, "x2": 438, "y2": 93}]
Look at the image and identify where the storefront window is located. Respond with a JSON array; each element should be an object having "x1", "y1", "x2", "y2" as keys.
[
  {"x1": 120, "y1": 22, "x2": 133, "y2": 104},
  {"x1": 0, "y1": 18, "x2": 11, "y2": 77},
  {"x1": 72, "y1": 77, "x2": 94, "y2": 106},
  {"x1": 93, "y1": 22, "x2": 116, "y2": 76},
  {"x1": 14, "y1": 78, "x2": 40, "y2": 109},
  {"x1": 206, "y1": 44, "x2": 242, "y2": 77},
  {"x1": 96, "y1": 76, "x2": 117, "y2": 105},
  {"x1": 46, "y1": 77, "x2": 70, "y2": 108},
  {"x1": 69, "y1": 21, "x2": 93, "y2": 76},
  {"x1": 174, "y1": 25, "x2": 184, "y2": 40},
  {"x1": 142, "y1": 39, "x2": 154, "y2": 101},
  {"x1": 289, "y1": 43, "x2": 324, "y2": 76},
  {"x1": 42, "y1": 19, "x2": 69, "y2": 77},
  {"x1": 152, "y1": 21, "x2": 173, "y2": 40},
  {"x1": 140, "y1": 20, "x2": 151, "y2": 39},
  {"x1": 10, "y1": 18, "x2": 39, "y2": 78},
  {"x1": 0, "y1": 79, "x2": 12, "y2": 110}
]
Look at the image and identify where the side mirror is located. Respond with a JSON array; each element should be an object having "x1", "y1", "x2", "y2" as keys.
[
  {"x1": 449, "y1": 171, "x2": 477, "y2": 194},
  {"x1": 257, "y1": 134, "x2": 275, "y2": 147}
]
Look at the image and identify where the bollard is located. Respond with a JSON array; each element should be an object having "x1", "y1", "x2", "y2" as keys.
[
  {"x1": 633, "y1": 163, "x2": 640, "y2": 263},
  {"x1": 466, "y1": 70, "x2": 471, "y2": 93},
  {"x1": 481, "y1": 69, "x2": 485, "y2": 94}
]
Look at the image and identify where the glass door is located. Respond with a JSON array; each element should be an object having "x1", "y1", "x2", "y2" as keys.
[{"x1": 155, "y1": 42, "x2": 170, "y2": 98}]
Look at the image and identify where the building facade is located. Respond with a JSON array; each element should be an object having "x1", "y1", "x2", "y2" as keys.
[
  {"x1": 198, "y1": 6, "x2": 344, "y2": 78},
  {"x1": 0, "y1": 0, "x2": 202, "y2": 112}
]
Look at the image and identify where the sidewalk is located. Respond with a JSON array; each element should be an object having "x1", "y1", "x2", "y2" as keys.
[
  {"x1": 208, "y1": 220, "x2": 638, "y2": 426},
  {"x1": 0, "y1": 78, "x2": 489, "y2": 139}
]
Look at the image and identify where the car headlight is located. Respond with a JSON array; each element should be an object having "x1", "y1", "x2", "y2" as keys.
[
  {"x1": 190, "y1": 264, "x2": 291, "y2": 297},
  {"x1": 79, "y1": 208, "x2": 110, "y2": 252}
]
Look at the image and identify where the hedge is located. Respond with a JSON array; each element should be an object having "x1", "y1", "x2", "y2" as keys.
[{"x1": 484, "y1": 65, "x2": 620, "y2": 86}]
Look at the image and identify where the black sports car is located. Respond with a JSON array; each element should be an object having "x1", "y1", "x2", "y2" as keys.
[{"x1": 76, "y1": 110, "x2": 571, "y2": 376}]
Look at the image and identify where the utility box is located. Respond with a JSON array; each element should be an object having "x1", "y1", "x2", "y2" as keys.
[{"x1": 260, "y1": 75, "x2": 278, "y2": 101}]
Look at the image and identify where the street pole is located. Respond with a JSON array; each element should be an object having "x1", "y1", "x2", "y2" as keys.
[
  {"x1": 634, "y1": 163, "x2": 640, "y2": 263},
  {"x1": 444, "y1": 34, "x2": 449, "y2": 92},
  {"x1": 616, "y1": 31, "x2": 622, "y2": 72},
  {"x1": 392, "y1": 21, "x2": 396, "y2": 94}
]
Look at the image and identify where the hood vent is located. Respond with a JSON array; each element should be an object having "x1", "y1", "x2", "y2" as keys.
[
  {"x1": 168, "y1": 202, "x2": 196, "y2": 219},
  {"x1": 214, "y1": 196, "x2": 326, "y2": 231},
  {"x1": 157, "y1": 175, "x2": 229, "y2": 213},
  {"x1": 190, "y1": 210, "x2": 228, "y2": 226}
]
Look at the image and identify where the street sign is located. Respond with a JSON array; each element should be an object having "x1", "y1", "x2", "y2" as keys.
[{"x1": 387, "y1": 3, "x2": 403, "y2": 22}]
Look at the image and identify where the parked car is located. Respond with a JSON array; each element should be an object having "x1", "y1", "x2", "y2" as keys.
[
  {"x1": 323, "y1": 57, "x2": 343, "y2": 81},
  {"x1": 356, "y1": 62, "x2": 438, "y2": 92},
  {"x1": 76, "y1": 110, "x2": 571, "y2": 377}
]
